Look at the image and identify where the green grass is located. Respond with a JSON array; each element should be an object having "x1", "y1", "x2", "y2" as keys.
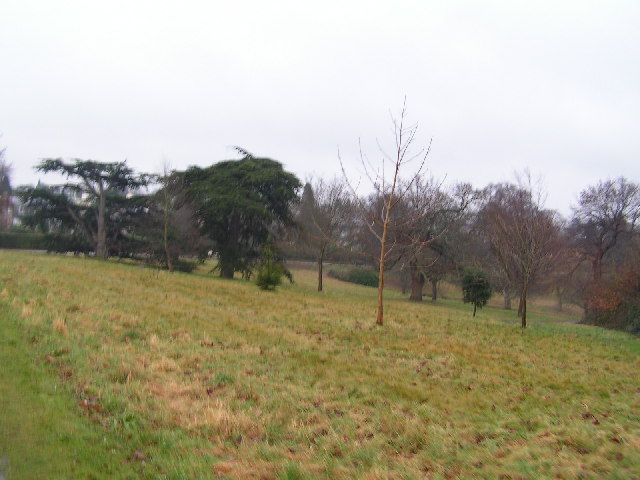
[
  {"x1": 0, "y1": 288, "x2": 144, "y2": 479},
  {"x1": 1, "y1": 250, "x2": 639, "y2": 479}
]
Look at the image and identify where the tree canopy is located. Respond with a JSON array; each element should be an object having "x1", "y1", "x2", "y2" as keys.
[
  {"x1": 295, "y1": 177, "x2": 351, "y2": 291},
  {"x1": 183, "y1": 154, "x2": 301, "y2": 278},
  {"x1": 571, "y1": 177, "x2": 640, "y2": 282},
  {"x1": 479, "y1": 182, "x2": 561, "y2": 328},
  {"x1": 18, "y1": 159, "x2": 148, "y2": 258}
]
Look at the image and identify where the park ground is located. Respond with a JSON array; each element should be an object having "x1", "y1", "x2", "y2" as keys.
[{"x1": 0, "y1": 250, "x2": 638, "y2": 479}]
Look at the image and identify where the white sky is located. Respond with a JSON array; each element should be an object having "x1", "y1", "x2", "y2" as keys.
[{"x1": 1, "y1": 0, "x2": 639, "y2": 215}]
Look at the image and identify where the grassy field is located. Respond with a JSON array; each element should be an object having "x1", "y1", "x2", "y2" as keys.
[{"x1": 0, "y1": 250, "x2": 638, "y2": 479}]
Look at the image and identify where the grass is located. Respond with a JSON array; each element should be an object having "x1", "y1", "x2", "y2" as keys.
[
  {"x1": 1, "y1": 250, "x2": 639, "y2": 479},
  {"x1": 0, "y1": 282, "x2": 146, "y2": 479}
]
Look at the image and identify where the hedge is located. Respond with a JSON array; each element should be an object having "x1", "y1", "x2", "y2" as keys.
[
  {"x1": 0, "y1": 232, "x2": 49, "y2": 250},
  {"x1": 0, "y1": 232, "x2": 90, "y2": 252},
  {"x1": 327, "y1": 266, "x2": 379, "y2": 287}
]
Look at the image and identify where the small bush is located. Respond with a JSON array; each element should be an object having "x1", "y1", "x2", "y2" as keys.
[
  {"x1": 255, "y1": 242, "x2": 292, "y2": 291},
  {"x1": 461, "y1": 268, "x2": 492, "y2": 317},
  {"x1": 328, "y1": 266, "x2": 378, "y2": 287},
  {"x1": 584, "y1": 267, "x2": 640, "y2": 335},
  {"x1": 172, "y1": 258, "x2": 198, "y2": 273}
]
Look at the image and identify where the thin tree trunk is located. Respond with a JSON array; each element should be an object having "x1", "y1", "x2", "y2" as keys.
[
  {"x1": 317, "y1": 245, "x2": 326, "y2": 292},
  {"x1": 517, "y1": 294, "x2": 523, "y2": 318},
  {"x1": 376, "y1": 194, "x2": 394, "y2": 326},
  {"x1": 521, "y1": 286, "x2": 528, "y2": 328},
  {"x1": 96, "y1": 181, "x2": 107, "y2": 259},
  {"x1": 163, "y1": 229, "x2": 173, "y2": 272},
  {"x1": 556, "y1": 287, "x2": 563, "y2": 312},
  {"x1": 592, "y1": 255, "x2": 602, "y2": 283},
  {"x1": 163, "y1": 176, "x2": 174, "y2": 272},
  {"x1": 163, "y1": 209, "x2": 173, "y2": 272},
  {"x1": 377, "y1": 249, "x2": 386, "y2": 325},
  {"x1": 409, "y1": 260, "x2": 424, "y2": 302},
  {"x1": 503, "y1": 288, "x2": 512, "y2": 310},
  {"x1": 430, "y1": 278, "x2": 437, "y2": 301},
  {"x1": 583, "y1": 297, "x2": 589, "y2": 319},
  {"x1": 473, "y1": 303, "x2": 477, "y2": 317}
]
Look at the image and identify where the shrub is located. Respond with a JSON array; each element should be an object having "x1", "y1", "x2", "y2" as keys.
[
  {"x1": 44, "y1": 233, "x2": 91, "y2": 253},
  {"x1": 327, "y1": 266, "x2": 378, "y2": 287},
  {"x1": 255, "y1": 242, "x2": 292, "y2": 291},
  {"x1": 584, "y1": 267, "x2": 640, "y2": 334},
  {"x1": 169, "y1": 258, "x2": 198, "y2": 273}
]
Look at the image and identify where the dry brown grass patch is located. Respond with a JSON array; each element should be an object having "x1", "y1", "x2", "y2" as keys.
[
  {"x1": 212, "y1": 459, "x2": 278, "y2": 480},
  {"x1": 52, "y1": 317, "x2": 69, "y2": 336},
  {"x1": 170, "y1": 328, "x2": 192, "y2": 342},
  {"x1": 150, "y1": 356, "x2": 180, "y2": 373}
]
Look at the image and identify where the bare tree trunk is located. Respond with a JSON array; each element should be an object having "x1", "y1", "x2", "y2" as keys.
[
  {"x1": 592, "y1": 255, "x2": 602, "y2": 283},
  {"x1": 377, "y1": 168, "x2": 398, "y2": 325},
  {"x1": 503, "y1": 288, "x2": 512, "y2": 310},
  {"x1": 340, "y1": 98, "x2": 430, "y2": 327},
  {"x1": 583, "y1": 296, "x2": 590, "y2": 319},
  {"x1": 220, "y1": 264, "x2": 234, "y2": 279},
  {"x1": 555, "y1": 287, "x2": 563, "y2": 312},
  {"x1": 162, "y1": 167, "x2": 174, "y2": 272},
  {"x1": 430, "y1": 278, "x2": 437, "y2": 301},
  {"x1": 521, "y1": 289, "x2": 528, "y2": 328},
  {"x1": 317, "y1": 244, "x2": 326, "y2": 292},
  {"x1": 517, "y1": 294, "x2": 523, "y2": 318},
  {"x1": 163, "y1": 221, "x2": 173, "y2": 272},
  {"x1": 473, "y1": 303, "x2": 477, "y2": 317},
  {"x1": 163, "y1": 205, "x2": 173, "y2": 273},
  {"x1": 377, "y1": 238, "x2": 387, "y2": 325},
  {"x1": 409, "y1": 260, "x2": 424, "y2": 302},
  {"x1": 96, "y1": 181, "x2": 107, "y2": 259}
]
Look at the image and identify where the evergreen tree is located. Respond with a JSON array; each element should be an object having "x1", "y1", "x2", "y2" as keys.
[{"x1": 461, "y1": 268, "x2": 493, "y2": 317}]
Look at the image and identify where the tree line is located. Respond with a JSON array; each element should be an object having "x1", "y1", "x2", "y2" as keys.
[{"x1": 2, "y1": 131, "x2": 639, "y2": 333}]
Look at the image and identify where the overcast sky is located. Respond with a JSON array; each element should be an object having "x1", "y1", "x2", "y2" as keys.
[{"x1": 1, "y1": 0, "x2": 639, "y2": 215}]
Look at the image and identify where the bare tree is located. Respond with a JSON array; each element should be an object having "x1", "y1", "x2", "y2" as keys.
[
  {"x1": 159, "y1": 162, "x2": 176, "y2": 272},
  {"x1": 544, "y1": 245, "x2": 583, "y2": 312},
  {"x1": 479, "y1": 181, "x2": 562, "y2": 328},
  {"x1": 571, "y1": 177, "x2": 640, "y2": 282},
  {"x1": 465, "y1": 207, "x2": 519, "y2": 310},
  {"x1": 340, "y1": 99, "x2": 431, "y2": 325},
  {"x1": 423, "y1": 240, "x2": 459, "y2": 301},
  {"x1": 394, "y1": 179, "x2": 475, "y2": 302},
  {"x1": 297, "y1": 177, "x2": 351, "y2": 291}
]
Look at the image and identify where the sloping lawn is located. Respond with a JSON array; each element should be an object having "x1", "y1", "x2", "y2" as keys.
[{"x1": 1, "y1": 251, "x2": 638, "y2": 479}]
